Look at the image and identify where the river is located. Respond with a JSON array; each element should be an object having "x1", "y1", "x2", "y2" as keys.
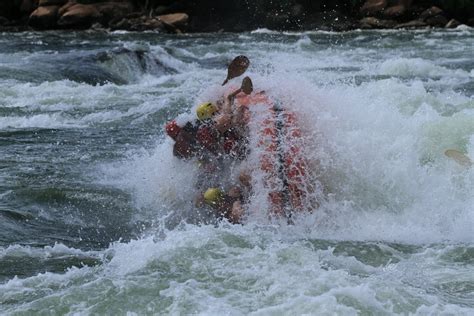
[{"x1": 0, "y1": 28, "x2": 473, "y2": 314}]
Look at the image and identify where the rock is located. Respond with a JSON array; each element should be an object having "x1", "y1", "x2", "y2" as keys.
[
  {"x1": 425, "y1": 15, "x2": 448, "y2": 27},
  {"x1": 383, "y1": 5, "x2": 407, "y2": 18},
  {"x1": 39, "y1": 0, "x2": 68, "y2": 6},
  {"x1": 29, "y1": 5, "x2": 59, "y2": 29},
  {"x1": 359, "y1": 17, "x2": 397, "y2": 28},
  {"x1": 360, "y1": 0, "x2": 388, "y2": 15},
  {"x1": 57, "y1": 4, "x2": 101, "y2": 28},
  {"x1": 111, "y1": 16, "x2": 165, "y2": 32},
  {"x1": 109, "y1": 17, "x2": 131, "y2": 30},
  {"x1": 158, "y1": 13, "x2": 188, "y2": 28},
  {"x1": 445, "y1": 19, "x2": 461, "y2": 28},
  {"x1": 94, "y1": 2, "x2": 134, "y2": 25},
  {"x1": 395, "y1": 20, "x2": 427, "y2": 29},
  {"x1": 467, "y1": 18, "x2": 474, "y2": 27},
  {"x1": 419, "y1": 6, "x2": 443, "y2": 20},
  {"x1": 58, "y1": 1, "x2": 76, "y2": 17},
  {"x1": 90, "y1": 22, "x2": 107, "y2": 32}
]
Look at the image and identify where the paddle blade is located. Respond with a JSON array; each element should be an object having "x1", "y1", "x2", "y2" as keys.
[
  {"x1": 222, "y1": 55, "x2": 250, "y2": 86},
  {"x1": 241, "y1": 76, "x2": 253, "y2": 95},
  {"x1": 445, "y1": 149, "x2": 472, "y2": 167}
]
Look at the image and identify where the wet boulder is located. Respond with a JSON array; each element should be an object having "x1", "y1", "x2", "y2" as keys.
[
  {"x1": 445, "y1": 19, "x2": 461, "y2": 28},
  {"x1": 359, "y1": 17, "x2": 397, "y2": 29},
  {"x1": 419, "y1": 6, "x2": 448, "y2": 27},
  {"x1": 29, "y1": 5, "x2": 60, "y2": 29},
  {"x1": 94, "y1": 1, "x2": 134, "y2": 26},
  {"x1": 158, "y1": 13, "x2": 188, "y2": 28},
  {"x1": 111, "y1": 16, "x2": 164, "y2": 32},
  {"x1": 419, "y1": 6, "x2": 444, "y2": 20},
  {"x1": 383, "y1": 5, "x2": 406, "y2": 18},
  {"x1": 57, "y1": 3, "x2": 101, "y2": 28},
  {"x1": 58, "y1": 1, "x2": 76, "y2": 17},
  {"x1": 425, "y1": 15, "x2": 448, "y2": 27}
]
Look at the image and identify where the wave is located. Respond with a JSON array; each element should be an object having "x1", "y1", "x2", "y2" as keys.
[
  {"x1": 0, "y1": 46, "x2": 178, "y2": 85},
  {"x1": 379, "y1": 58, "x2": 471, "y2": 78}
]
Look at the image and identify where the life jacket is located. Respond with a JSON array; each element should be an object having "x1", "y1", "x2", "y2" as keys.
[
  {"x1": 196, "y1": 123, "x2": 219, "y2": 153},
  {"x1": 222, "y1": 129, "x2": 247, "y2": 159},
  {"x1": 172, "y1": 122, "x2": 200, "y2": 159}
]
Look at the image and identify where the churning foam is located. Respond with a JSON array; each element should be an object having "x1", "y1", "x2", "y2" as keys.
[{"x1": 102, "y1": 66, "x2": 473, "y2": 244}]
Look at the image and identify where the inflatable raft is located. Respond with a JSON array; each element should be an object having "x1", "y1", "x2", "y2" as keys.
[{"x1": 234, "y1": 91, "x2": 316, "y2": 218}]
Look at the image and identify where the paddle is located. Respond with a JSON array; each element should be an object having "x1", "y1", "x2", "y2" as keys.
[
  {"x1": 445, "y1": 149, "x2": 472, "y2": 167},
  {"x1": 222, "y1": 55, "x2": 250, "y2": 86},
  {"x1": 241, "y1": 76, "x2": 253, "y2": 94},
  {"x1": 227, "y1": 76, "x2": 253, "y2": 100}
]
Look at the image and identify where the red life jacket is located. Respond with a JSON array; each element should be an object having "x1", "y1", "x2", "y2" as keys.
[{"x1": 196, "y1": 125, "x2": 219, "y2": 153}]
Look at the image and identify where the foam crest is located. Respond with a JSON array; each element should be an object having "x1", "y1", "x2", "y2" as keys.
[
  {"x1": 379, "y1": 58, "x2": 470, "y2": 78},
  {"x1": 0, "y1": 243, "x2": 100, "y2": 260},
  {"x1": 100, "y1": 139, "x2": 199, "y2": 218},
  {"x1": 0, "y1": 113, "x2": 82, "y2": 129},
  {"x1": 250, "y1": 71, "x2": 474, "y2": 243}
]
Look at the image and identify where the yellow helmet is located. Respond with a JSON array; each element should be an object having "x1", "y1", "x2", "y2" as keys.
[
  {"x1": 203, "y1": 187, "x2": 224, "y2": 205},
  {"x1": 196, "y1": 102, "x2": 218, "y2": 121}
]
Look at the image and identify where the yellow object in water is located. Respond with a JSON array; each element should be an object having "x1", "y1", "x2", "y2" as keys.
[
  {"x1": 445, "y1": 149, "x2": 472, "y2": 167},
  {"x1": 204, "y1": 188, "x2": 224, "y2": 205},
  {"x1": 196, "y1": 102, "x2": 218, "y2": 120}
]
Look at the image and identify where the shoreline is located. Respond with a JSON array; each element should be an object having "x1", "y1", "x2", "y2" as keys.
[{"x1": 1, "y1": 1, "x2": 473, "y2": 34}]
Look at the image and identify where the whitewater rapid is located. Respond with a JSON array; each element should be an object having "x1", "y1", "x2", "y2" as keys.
[{"x1": 0, "y1": 28, "x2": 473, "y2": 314}]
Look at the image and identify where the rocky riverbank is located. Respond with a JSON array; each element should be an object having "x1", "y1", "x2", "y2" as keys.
[{"x1": 0, "y1": 0, "x2": 473, "y2": 33}]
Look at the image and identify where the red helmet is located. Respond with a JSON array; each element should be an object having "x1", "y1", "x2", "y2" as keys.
[{"x1": 165, "y1": 120, "x2": 181, "y2": 140}]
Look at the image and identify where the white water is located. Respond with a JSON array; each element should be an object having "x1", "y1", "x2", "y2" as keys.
[{"x1": 0, "y1": 29, "x2": 473, "y2": 314}]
